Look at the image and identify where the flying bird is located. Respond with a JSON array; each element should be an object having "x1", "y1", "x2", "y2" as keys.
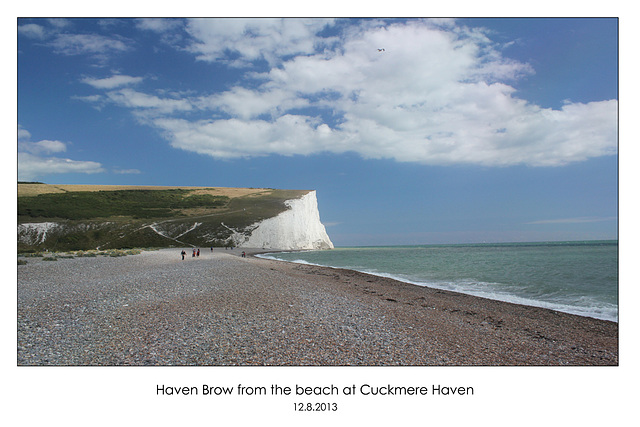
[{"x1": 377, "y1": 48, "x2": 385, "y2": 52}]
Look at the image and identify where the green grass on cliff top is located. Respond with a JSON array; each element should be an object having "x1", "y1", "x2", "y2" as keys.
[{"x1": 17, "y1": 183, "x2": 310, "y2": 222}]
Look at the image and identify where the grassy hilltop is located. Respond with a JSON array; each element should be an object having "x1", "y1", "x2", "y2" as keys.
[{"x1": 18, "y1": 183, "x2": 310, "y2": 252}]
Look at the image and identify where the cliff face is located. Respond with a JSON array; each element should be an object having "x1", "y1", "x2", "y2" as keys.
[
  {"x1": 236, "y1": 191, "x2": 334, "y2": 250},
  {"x1": 18, "y1": 186, "x2": 334, "y2": 251}
]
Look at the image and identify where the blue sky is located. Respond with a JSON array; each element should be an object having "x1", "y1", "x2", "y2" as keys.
[{"x1": 17, "y1": 18, "x2": 618, "y2": 246}]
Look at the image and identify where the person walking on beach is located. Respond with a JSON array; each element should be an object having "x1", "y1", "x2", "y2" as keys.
[
  {"x1": 197, "y1": 248, "x2": 200, "y2": 257},
  {"x1": 192, "y1": 248, "x2": 196, "y2": 257},
  {"x1": 242, "y1": 251, "x2": 246, "y2": 258},
  {"x1": 181, "y1": 250, "x2": 186, "y2": 260}
]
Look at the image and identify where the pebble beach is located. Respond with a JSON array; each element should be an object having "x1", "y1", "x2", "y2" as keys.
[{"x1": 17, "y1": 248, "x2": 618, "y2": 366}]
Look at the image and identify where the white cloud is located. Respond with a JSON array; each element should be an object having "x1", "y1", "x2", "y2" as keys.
[
  {"x1": 153, "y1": 114, "x2": 331, "y2": 158},
  {"x1": 82, "y1": 74, "x2": 144, "y2": 89},
  {"x1": 105, "y1": 88, "x2": 193, "y2": 115},
  {"x1": 18, "y1": 125, "x2": 32, "y2": 141},
  {"x1": 19, "y1": 19, "x2": 134, "y2": 69},
  {"x1": 17, "y1": 126, "x2": 105, "y2": 180},
  {"x1": 19, "y1": 19, "x2": 130, "y2": 60},
  {"x1": 71, "y1": 94, "x2": 103, "y2": 104},
  {"x1": 18, "y1": 153, "x2": 105, "y2": 181},
  {"x1": 47, "y1": 19, "x2": 71, "y2": 29},
  {"x1": 19, "y1": 139, "x2": 67, "y2": 155},
  {"x1": 198, "y1": 87, "x2": 309, "y2": 120},
  {"x1": 49, "y1": 33, "x2": 131, "y2": 56},
  {"x1": 18, "y1": 23, "x2": 46, "y2": 39},
  {"x1": 185, "y1": 18, "x2": 336, "y2": 66},
  {"x1": 18, "y1": 127, "x2": 68, "y2": 154},
  {"x1": 136, "y1": 18, "x2": 183, "y2": 32},
  {"x1": 82, "y1": 19, "x2": 618, "y2": 168}
]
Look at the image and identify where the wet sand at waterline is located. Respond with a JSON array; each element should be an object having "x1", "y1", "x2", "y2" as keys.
[{"x1": 17, "y1": 248, "x2": 617, "y2": 365}]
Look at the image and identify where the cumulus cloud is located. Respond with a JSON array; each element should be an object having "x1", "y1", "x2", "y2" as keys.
[
  {"x1": 82, "y1": 19, "x2": 618, "y2": 167},
  {"x1": 153, "y1": 115, "x2": 333, "y2": 158},
  {"x1": 198, "y1": 87, "x2": 309, "y2": 120},
  {"x1": 17, "y1": 126, "x2": 105, "y2": 181},
  {"x1": 185, "y1": 18, "x2": 336, "y2": 66}
]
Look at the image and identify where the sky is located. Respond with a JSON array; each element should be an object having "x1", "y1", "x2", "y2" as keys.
[{"x1": 16, "y1": 17, "x2": 618, "y2": 246}]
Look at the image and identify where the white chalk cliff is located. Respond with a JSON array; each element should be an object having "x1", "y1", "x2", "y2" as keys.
[
  {"x1": 237, "y1": 191, "x2": 334, "y2": 250},
  {"x1": 18, "y1": 189, "x2": 334, "y2": 251}
]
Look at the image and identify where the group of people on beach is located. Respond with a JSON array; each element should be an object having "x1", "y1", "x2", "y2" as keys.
[
  {"x1": 180, "y1": 246, "x2": 245, "y2": 259},
  {"x1": 180, "y1": 248, "x2": 203, "y2": 260},
  {"x1": 181, "y1": 249, "x2": 199, "y2": 260}
]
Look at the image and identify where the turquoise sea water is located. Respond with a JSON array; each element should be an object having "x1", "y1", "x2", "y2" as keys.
[{"x1": 259, "y1": 241, "x2": 618, "y2": 322}]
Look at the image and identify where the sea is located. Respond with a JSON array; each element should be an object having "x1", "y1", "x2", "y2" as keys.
[{"x1": 258, "y1": 240, "x2": 618, "y2": 322}]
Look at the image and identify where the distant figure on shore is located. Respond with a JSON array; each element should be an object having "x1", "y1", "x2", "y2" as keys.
[
  {"x1": 181, "y1": 250, "x2": 186, "y2": 260},
  {"x1": 197, "y1": 248, "x2": 200, "y2": 257},
  {"x1": 192, "y1": 248, "x2": 196, "y2": 257},
  {"x1": 210, "y1": 247, "x2": 213, "y2": 252},
  {"x1": 242, "y1": 251, "x2": 246, "y2": 258}
]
